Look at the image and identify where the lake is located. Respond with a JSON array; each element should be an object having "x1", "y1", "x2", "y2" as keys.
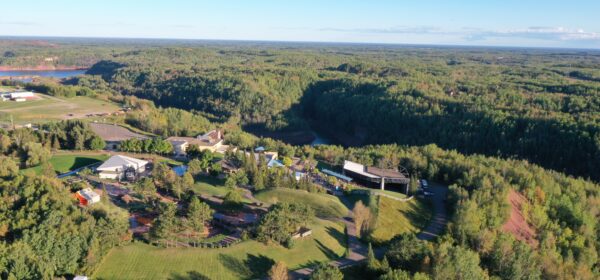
[{"x1": 0, "y1": 69, "x2": 86, "y2": 80}]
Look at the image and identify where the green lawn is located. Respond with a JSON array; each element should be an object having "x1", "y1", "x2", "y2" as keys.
[
  {"x1": 255, "y1": 188, "x2": 348, "y2": 219},
  {"x1": 369, "y1": 196, "x2": 432, "y2": 244},
  {"x1": 94, "y1": 218, "x2": 347, "y2": 280},
  {"x1": 22, "y1": 153, "x2": 109, "y2": 175},
  {"x1": 191, "y1": 176, "x2": 228, "y2": 197},
  {"x1": 0, "y1": 94, "x2": 120, "y2": 124}
]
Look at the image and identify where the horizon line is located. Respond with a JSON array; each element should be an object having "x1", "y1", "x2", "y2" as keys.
[{"x1": 1, "y1": 34, "x2": 600, "y2": 52}]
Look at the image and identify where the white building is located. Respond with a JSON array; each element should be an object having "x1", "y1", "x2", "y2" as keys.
[
  {"x1": 9, "y1": 91, "x2": 35, "y2": 99},
  {"x1": 96, "y1": 155, "x2": 149, "y2": 180}
]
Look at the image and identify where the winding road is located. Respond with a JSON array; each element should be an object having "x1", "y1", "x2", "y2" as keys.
[{"x1": 291, "y1": 183, "x2": 449, "y2": 279}]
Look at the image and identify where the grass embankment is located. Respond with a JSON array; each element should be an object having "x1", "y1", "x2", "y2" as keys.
[
  {"x1": 94, "y1": 218, "x2": 347, "y2": 280},
  {"x1": 22, "y1": 153, "x2": 109, "y2": 175},
  {"x1": 369, "y1": 196, "x2": 431, "y2": 244},
  {"x1": 255, "y1": 188, "x2": 348, "y2": 219}
]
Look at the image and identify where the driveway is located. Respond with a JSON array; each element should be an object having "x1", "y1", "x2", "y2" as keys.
[{"x1": 416, "y1": 183, "x2": 448, "y2": 241}]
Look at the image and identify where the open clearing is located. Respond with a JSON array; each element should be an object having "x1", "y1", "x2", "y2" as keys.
[
  {"x1": 0, "y1": 94, "x2": 120, "y2": 124},
  {"x1": 255, "y1": 188, "x2": 348, "y2": 219},
  {"x1": 94, "y1": 218, "x2": 346, "y2": 280},
  {"x1": 22, "y1": 153, "x2": 110, "y2": 175}
]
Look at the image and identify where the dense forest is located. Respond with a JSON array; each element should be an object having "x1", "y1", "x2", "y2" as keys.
[{"x1": 72, "y1": 43, "x2": 600, "y2": 181}]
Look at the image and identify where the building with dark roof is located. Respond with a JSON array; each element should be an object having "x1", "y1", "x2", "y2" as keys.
[{"x1": 343, "y1": 160, "x2": 410, "y2": 191}]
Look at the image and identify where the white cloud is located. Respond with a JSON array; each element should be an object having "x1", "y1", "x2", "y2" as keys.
[{"x1": 469, "y1": 26, "x2": 600, "y2": 41}]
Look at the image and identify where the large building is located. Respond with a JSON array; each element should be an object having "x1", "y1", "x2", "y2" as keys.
[
  {"x1": 343, "y1": 160, "x2": 410, "y2": 190},
  {"x1": 167, "y1": 129, "x2": 229, "y2": 156},
  {"x1": 96, "y1": 155, "x2": 149, "y2": 180},
  {"x1": 90, "y1": 123, "x2": 149, "y2": 150},
  {"x1": 1, "y1": 91, "x2": 36, "y2": 102}
]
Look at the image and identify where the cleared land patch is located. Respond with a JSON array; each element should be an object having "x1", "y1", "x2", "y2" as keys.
[
  {"x1": 502, "y1": 189, "x2": 538, "y2": 246},
  {"x1": 0, "y1": 94, "x2": 120, "y2": 125}
]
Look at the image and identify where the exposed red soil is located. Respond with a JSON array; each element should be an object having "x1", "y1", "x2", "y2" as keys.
[{"x1": 502, "y1": 189, "x2": 538, "y2": 246}]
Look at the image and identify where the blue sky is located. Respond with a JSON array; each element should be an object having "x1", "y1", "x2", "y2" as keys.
[{"x1": 1, "y1": 0, "x2": 600, "y2": 48}]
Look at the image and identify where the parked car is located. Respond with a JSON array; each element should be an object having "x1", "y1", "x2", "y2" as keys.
[
  {"x1": 420, "y1": 179, "x2": 429, "y2": 188},
  {"x1": 424, "y1": 191, "x2": 435, "y2": 197}
]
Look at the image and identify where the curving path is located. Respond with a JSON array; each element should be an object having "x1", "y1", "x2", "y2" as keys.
[{"x1": 291, "y1": 183, "x2": 449, "y2": 279}]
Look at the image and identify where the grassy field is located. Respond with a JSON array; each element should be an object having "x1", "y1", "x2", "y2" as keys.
[
  {"x1": 0, "y1": 94, "x2": 120, "y2": 124},
  {"x1": 369, "y1": 196, "x2": 432, "y2": 244},
  {"x1": 22, "y1": 153, "x2": 109, "y2": 175},
  {"x1": 255, "y1": 188, "x2": 349, "y2": 219},
  {"x1": 94, "y1": 218, "x2": 347, "y2": 280}
]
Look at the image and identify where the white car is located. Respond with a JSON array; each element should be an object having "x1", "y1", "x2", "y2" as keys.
[
  {"x1": 424, "y1": 191, "x2": 435, "y2": 197},
  {"x1": 420, "y1": 179, "x2": 429, "y2": 188}
]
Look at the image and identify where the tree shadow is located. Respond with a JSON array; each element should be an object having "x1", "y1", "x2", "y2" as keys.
[
  {"x1": 169, "y1": 271, "x2": 211, "y2": 280},
  {"x1": 325, "y1": 226, "x2": 346, "y2": 248},
  {"x1": 245, "y1": 254, "x2": 275, "y2": 278},
  {"x1": 315, "y1": 239, "x2": 339, "y2": 259},
  {"x1": 218, "y1": 253, "x2": 275, "y2": 279},
  {"x1": 71, "y1": 156, "x2": 102, "y2": 170},
  {"x1": 401, "y1": 200, "x2": 432, "y2": 230}
]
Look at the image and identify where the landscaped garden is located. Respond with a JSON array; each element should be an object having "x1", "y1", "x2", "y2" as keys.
[{"x1": 93, "y1": 218, "x2": 347, "y2": 279}]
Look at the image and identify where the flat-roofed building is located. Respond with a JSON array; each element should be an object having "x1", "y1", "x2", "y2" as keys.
[{"x1": 343, "y1": 160, "x2": 410, "y2": 190}]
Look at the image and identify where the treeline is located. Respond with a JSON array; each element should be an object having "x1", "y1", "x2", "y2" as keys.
[
  {"x1": 301, "y1": 78, "x2": 600, "y2": 181},
  {"x1": 25, "y1": 81, "x2": 97, "y2": 98},
  {"x1": 119, "y1": 138, "x2": 173, "y2": 154},
  {"x1": 0, "y1": 120, "x2": 104, "y2": 171},
  {"x1": 307, "y1": 143, "x2": 599, "y2": 279}
]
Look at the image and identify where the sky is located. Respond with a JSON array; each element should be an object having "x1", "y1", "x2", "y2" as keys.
[{"x1": 1, "y1": 0, "x2": 600, "y2": 49}]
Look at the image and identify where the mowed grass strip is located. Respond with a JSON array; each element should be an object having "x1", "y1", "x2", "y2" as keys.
[
  {"x1": 370, "y1": 196, "x2": 432, "y2": 243},
  {"x1": 22, "y1": 154, "x2": 109, "y2": 175},
  {"x1": 255, "y1": 188, "x2": 348, "y2": 219},
  {"x1": 94, "y1": 218, "x2": 347, "y2": 280}
]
